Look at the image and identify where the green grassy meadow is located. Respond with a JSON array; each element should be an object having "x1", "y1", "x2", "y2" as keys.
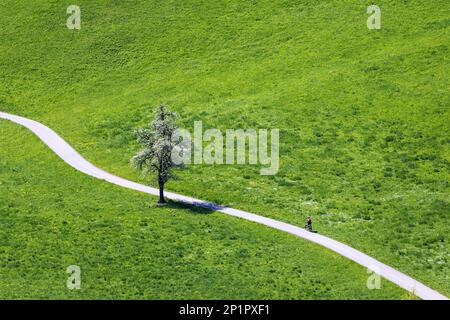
[
  {"x1": 0, "y1": 121, "x2": 408, "y2": 299},
  {"x1": 0, "y1": 0, "x2": 448, "y2": 297}
]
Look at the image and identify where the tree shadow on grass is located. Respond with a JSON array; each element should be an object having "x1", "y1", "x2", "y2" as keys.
[{"x1": 166, "y1": 199, "x2": 225, "y2": 215}]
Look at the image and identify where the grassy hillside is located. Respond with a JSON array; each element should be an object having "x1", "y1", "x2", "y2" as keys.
[
  {"x1": 0, "y1": 120, "x2": 409, "y2": 299},
  {"x1": 0, "y1": 0, "x2": 448, "y2": 295}
]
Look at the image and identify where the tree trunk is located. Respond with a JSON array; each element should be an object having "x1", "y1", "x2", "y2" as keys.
[{"x1": 158, "y1": 178, "x2": 165, "y2": 204}]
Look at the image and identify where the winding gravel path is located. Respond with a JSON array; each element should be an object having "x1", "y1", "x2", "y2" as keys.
[{"x1": 0, "y1": 111, "x2": 447, "y2": 300}]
